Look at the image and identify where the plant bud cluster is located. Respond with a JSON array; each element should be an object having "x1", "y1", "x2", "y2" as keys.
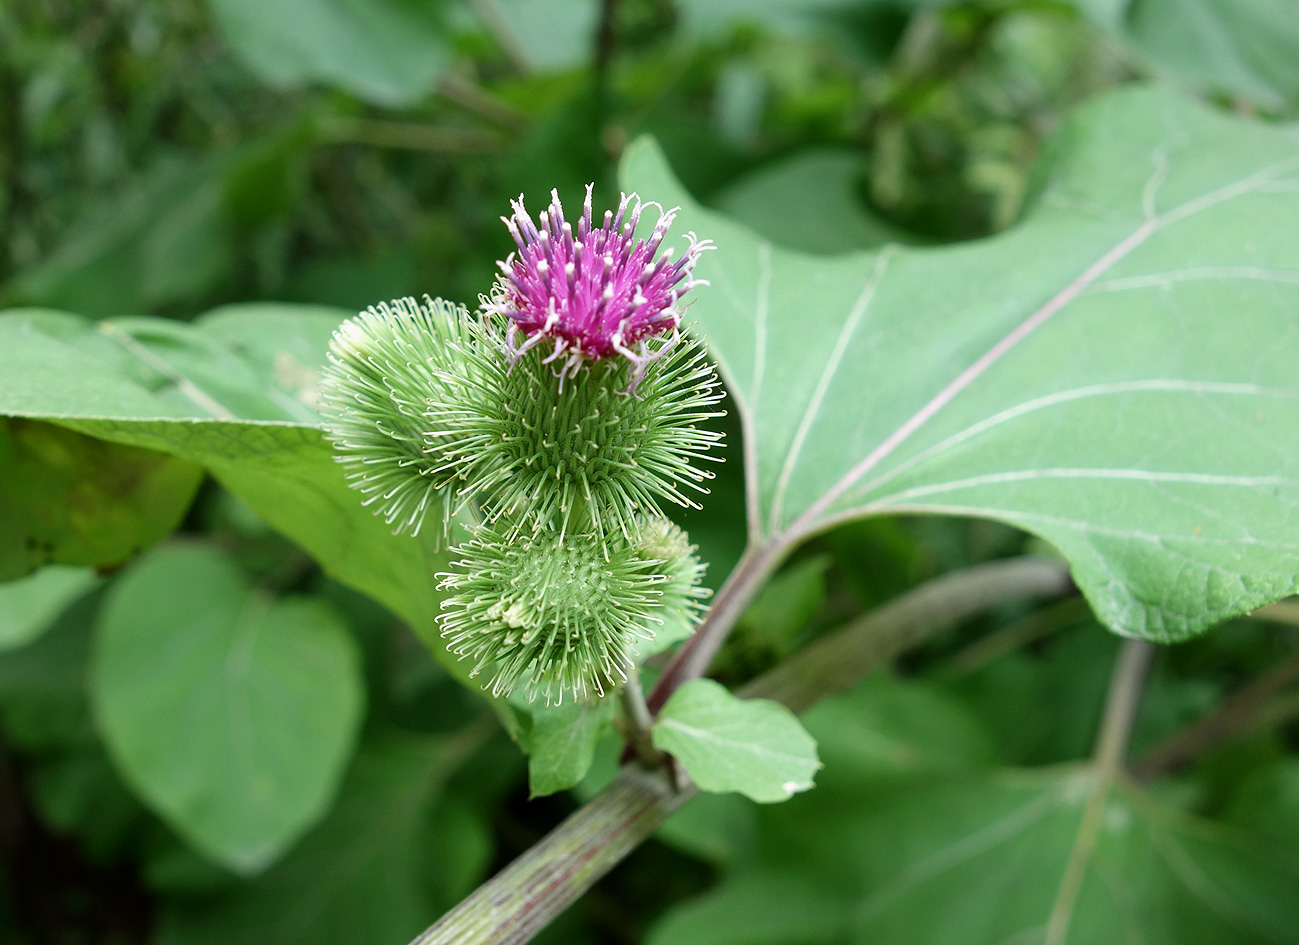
[{"x1": 319, "y1": 291, "x2": 722, "y2": 703}]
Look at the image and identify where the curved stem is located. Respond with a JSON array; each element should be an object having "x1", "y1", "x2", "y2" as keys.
[
  {"x1": 413, "y1": 556, "x2": 1073, "y2": 945},
  {"x1": 743, "y1": 557, "x2": 1075, "y2": 713},
  {"x1": 646, "y1": 540, "x2": 789, "y2": 713}
]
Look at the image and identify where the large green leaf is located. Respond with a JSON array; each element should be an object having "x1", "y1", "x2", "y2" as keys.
[
  {"x1": 92, "y1": 544, "x2": 365, "y2": 873},
  {"x1": 710, "y1": 150, "x2": 916, "y2": 255},
  {"x1": 1076, "y1": 0, "x2": 1299, "y2": 113},
  {"x1": 1127, "y1": 0, "x2": 1299, "y2": 111},
  {"x1": 0, "y1": 566, "x2": 97, "y2": 652},
  {"x1": 1, "y1": 159, "x2": 235, "y2": 318},
  {"x1": 649, "y1": 675, "x2": 1299, "y2": 945},
  {"x1": 621, "y1": 87, "x2": 1299, "y2": 643},
  {"x1": 651, "y1": 772, "x2": 1299, "y2": 945},
  {"x1": 0, "y1": 305, "x2": 520, "y2": 733},
  {"x1": 0, "y1": 307, "x2": 450, "y2": 644}
]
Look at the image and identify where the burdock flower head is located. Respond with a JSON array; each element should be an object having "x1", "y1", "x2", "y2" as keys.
[
  {"x1": 482, "y1": 184, "x2": 713, "y2": 384},
  {"x1": 317, "y1": 186, "x2": 723, "y2": 704}
]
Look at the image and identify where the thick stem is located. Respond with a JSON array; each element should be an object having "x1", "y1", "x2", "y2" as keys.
[
  {"x1": 1131, "y1": 649, "x2": 1299, "y2": 780},
  {"x1": 412, "y1": 764, "x2": 690, "y2": 945},
  {"x1": 1045, "y1": 638, "x2": 1156, "y2": 945},
  {"x1": 413, "y1": 556, "x2": 1073, "y2": 945}
]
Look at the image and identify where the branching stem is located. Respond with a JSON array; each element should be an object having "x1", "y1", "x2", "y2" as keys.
[
  {"x1": 646, "y1": 540, "x2": 789, "y2": 712},
  {"x1": 413, "y1": 556, "x2": 1073, "y2": 945}
]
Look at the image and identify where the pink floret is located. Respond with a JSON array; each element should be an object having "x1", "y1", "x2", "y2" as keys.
[{"x1": 482, "y1": 184, "x2": 713, "y2": 383}]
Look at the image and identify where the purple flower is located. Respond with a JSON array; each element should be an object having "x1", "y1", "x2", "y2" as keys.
[{"x1": 483, "y1": 184, "x2": 712, "y2": 383}]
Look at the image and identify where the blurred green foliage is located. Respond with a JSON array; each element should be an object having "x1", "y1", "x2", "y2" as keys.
[{"x1": 1, "y1": 0, "x2": 1297, "y2": 943}]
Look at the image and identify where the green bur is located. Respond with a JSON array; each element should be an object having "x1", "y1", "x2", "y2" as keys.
[
  {"x1": 439, "y1": 525, "x2": 664, "y2": 703},
  {"x1": 448, "y1": 331, "x2": 726, "y2": 544}
]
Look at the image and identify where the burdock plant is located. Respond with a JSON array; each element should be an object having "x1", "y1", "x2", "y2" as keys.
[{"x1": 318, "y1": 185, "x2": 722, "y2": 703}]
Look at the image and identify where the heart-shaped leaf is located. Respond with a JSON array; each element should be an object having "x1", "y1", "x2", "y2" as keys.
[{"x1": 92, "y1": 544, "x2": 364, "y2": 873}]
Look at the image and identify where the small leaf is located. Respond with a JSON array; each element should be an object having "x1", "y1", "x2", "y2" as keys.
[
  {"x1": 523, "y1": 699, "x2": 613, "y2": 798},
  {"x1": 91, "y1": 544, "x2": 364, "y2": 873},
  {"x1": 653, "y1": 678, "x2": 820, "y2": 803},
  {"x1": 0, "y1": 566, "x2": 98, "y2": 652}
]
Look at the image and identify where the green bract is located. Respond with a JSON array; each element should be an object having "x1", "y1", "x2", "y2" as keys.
[
  {"x1": 438, "y1": 526, "x2": 664, "y2": 703},
  {"x1": 634, "y1": 515, "x2": 711, "y2": 632}
]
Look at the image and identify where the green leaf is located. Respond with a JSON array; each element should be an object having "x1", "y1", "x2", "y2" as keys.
[
  {"x1": 0, "y1": 418, "x2": 202, "y2": 580},
  {"x1": 1081, "y1": 0, "x2": 1299, "y2": 112},
  {"x1": 490, "y1": 0, "x2": 600, "y2": 71},
  {"x1": 711, "y1": 150, "x2": 916, "y2": 254},
  {"x1": 0, "y1": 306, "x2": 516, "y2": 730},
  {"x1": 206, "y1": 0, "x2": 452, "y2": 105},
  {"x1": 0, "y1": 566, "x2": 97, "y2": 651},
  {"x1": 656, "y1": 792, "x2": 759, "y2": 868},
  {"x1": 91, "y1": 544, "x2": 364, "y2": 874},
  {"x1": 653, "y1": 678, "x2": 820, "y2": 803},
  {"x1": 1224, "y1": 759, "x2": 1299, "y2": 854},
  {"x1": 155, "y1": 732, "x2": 490, "y2": 945},
  {"x1": 651, "y1": 772, "x2": 1299, "y2": 945},
  {"x1": 802, "y1": 671, "x2": 998, "y2": 782},
  {"x1": 650, "y1": 675, "x2": 1299, "y2": 945},
  {"x1": 522, "y1": 699, "x2": 613, "y2": 798},
  {"x1": 621, "y1": 87, "x2": 1299, "y2": 643}
]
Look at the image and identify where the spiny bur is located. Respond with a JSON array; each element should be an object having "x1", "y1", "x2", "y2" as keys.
[
  {"x1": 447, "y1": 332, "x2": 726, "y2": 545},
  {"x1": 438, "y1": 525, "x2": 666, "y2": 703},
  {"x1": 318, "y1": 295, "x2": 494, "y2": 539}
]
